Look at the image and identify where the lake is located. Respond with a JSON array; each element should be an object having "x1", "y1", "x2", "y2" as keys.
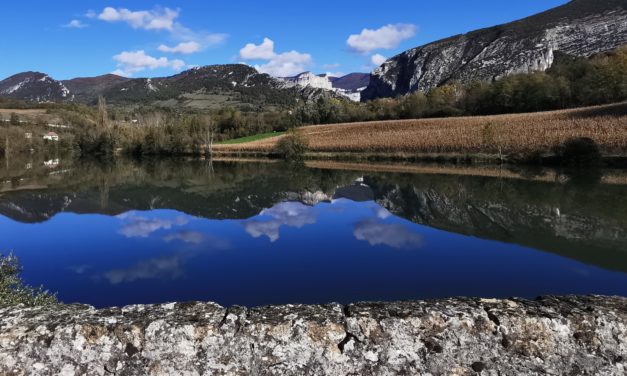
[{"x1": 1, "y1": 158, "x2": 626, "y2": 308}]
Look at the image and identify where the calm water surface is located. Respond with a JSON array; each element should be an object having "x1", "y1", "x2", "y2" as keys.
[{"x1": 1, "y1": 158, "x2": 626, "y2": 308}]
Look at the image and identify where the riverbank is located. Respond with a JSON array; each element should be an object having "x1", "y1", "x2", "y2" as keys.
[
  {"x1": 213, "y1": 102, "x2": 627, "y2": 166},
  {"x1": 0, "y1": 295, "x2": 624, "y2": 375}
]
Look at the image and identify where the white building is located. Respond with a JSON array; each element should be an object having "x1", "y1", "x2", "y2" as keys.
[{"x1": 43, "y1": 132, "x2": 59, "y2": 141}]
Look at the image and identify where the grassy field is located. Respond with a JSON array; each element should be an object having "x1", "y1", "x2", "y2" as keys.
[
  {"x1": 217, "y1": 131, "x2": 286, "y2": 145},
  {"x1": 213, "y1": 102, "x2": 627, "y2": 158}
]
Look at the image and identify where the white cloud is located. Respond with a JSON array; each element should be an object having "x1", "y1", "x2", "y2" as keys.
[
  {"x1": 95, "y1": 6, "x2": 227, "y2": 60},
  {"x1": 239, "y1": 38, "x2": 313, "y2": 77},
  {"x1": 325, "y1": 71, "x2": 345, "y2": 78},
  {"x1": 112, "y1": 50, "x2": 186, "y2": 76},
  {"x1": 255, "y1": 51, "x2": 312, "y2": 77},
  {"x1": 240, "y1": 38, "x2": 276, "y2": 60},
  {"x1": 97, "y1": 6, "x2": 179, "y2": 31},
  {"x1": 64, "y1": 19, "x2": 88, "y2": 28},
  {"x1": 371, "y1": 53, "x2": 387, "y2": 67},
  {"x1": 347, "y1": 24, "x2": 417, "y2": 54},
  {"x1": 354, "y1": 218, "x2": 423, "y2": 249},
  {"x1": 158, "y1": 41, "x2": 201, "y2": 54}
]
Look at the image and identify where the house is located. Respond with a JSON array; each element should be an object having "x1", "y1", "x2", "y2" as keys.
[
  {"x1": 44, "y1": 159, "x2": 59, "y2": 168},
  {"x1": 43, "y1": 132, "x2": 59, "y2": 141}
]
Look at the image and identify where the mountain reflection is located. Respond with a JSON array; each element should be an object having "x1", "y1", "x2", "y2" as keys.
[{"x1": 1, "y1": 158, "x2": 626, "y2": 307}]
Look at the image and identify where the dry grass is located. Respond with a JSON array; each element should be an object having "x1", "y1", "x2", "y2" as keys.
[
  {"x1": 213, "y1": 102, "x2": 627, "y2": 156},
  {"x1": 0, "y1": 109, "x2": 47, "y2": 116}
]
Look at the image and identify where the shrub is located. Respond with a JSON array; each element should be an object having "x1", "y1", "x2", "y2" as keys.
[
  {"x1": 0, "y1": 253, "x2": 58, "y2": 307},
  {"x1": 275, "y1": 128, "x2": 309, "y2": 161},
  {"x1": 559, "y1": 137, "x2": 601, "y2": 166}
]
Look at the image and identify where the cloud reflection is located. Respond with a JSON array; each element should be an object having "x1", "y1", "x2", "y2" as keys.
[
  {"x1": 163, "y1": 231, "x2": 205, "y2": 244},
  {"x1": 104, "y1": 254, "x2": 184, "y2": 284},
  {"x1": 243, "y1": 201, "x2": 317, "y2": 242},
  {"x1": 117, "y1": 212, "x2": 189, "y2": 238},
  {"x1": 354, "y1": 218, "x2": 423, "y2": 249}
]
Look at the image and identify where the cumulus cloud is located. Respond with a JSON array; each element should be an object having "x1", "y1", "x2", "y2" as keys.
[
  {"x1": 240, "y1": 38, "x2": 276, "y2": 60},
  {"x1": 158, "y1": 41, "x2": 201, "y2": 54},
  {"x1": 255, "y1": 51, "x2": 313, "y2": 77},
  {"x1": 112, "y1": 50, "x2": 186, "y2": 76},
  {"x1": 243, "y1": 202, "x2": 317, "y2": 242},
  {"x1": 63, "y1": 19, "x2": 88, "y2": 28},
  {"x1": 347, "y1": 24, "x2": 417, "y2": 54},
  {"x1": 97, "y1": 6, "x2": 179, "y2": 31},
  {"x1": 239, "y1": 38, "x2": 313, "y2": 77},
  {"x1": 97, "y1": 6, "x2": 227, "y2": 60},
  {"x1": 353, "y1": 218, "x2": 423, "y2": 249},
  {"x1": 371, "y1": 53, "x2": 387, "y2": 67},
  {"x1": 117, "y1": 212, "x2": 189, "y2": 238}
]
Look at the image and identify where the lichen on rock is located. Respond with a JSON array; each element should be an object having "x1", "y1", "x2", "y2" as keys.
[{"x1": 0, "y1": 296, "x2": 625, "y2": 375}]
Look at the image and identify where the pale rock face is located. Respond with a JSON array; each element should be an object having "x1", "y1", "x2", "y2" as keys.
[
  {"x1": 362, "y1": 0, "x2": 627, "y2": 100},
  {"x1": 0, "y1": 296, "x2": 625, "y2": 375},
  {"x1": 282, "y1": 72, "x2": 334, "y2": 90}
]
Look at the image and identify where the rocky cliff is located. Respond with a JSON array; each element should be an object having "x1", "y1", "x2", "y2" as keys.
[
  {"x1": 362, "y1": 0, "x2": 627, "y2": 100},
  {"x1": 0, "y1": 296, "x2": 624, "y2": 375},
  {"x1": 0, "y1": 72, "x2": 71, "y2": 102},
  {"x1": 282, "y1": 72, "x2": 334, "y2": 90}
]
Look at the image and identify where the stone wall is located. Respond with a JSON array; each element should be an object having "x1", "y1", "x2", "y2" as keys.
[{"x1": 0, "y1": 295, "x2": 625, "y2": 375}]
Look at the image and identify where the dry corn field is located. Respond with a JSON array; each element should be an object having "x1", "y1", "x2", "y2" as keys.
[{"x1": 213, "y1": 102, "x2": 627, "y2": 156}]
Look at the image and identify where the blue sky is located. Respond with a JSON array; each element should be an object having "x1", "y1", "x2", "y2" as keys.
[{"x1": 0, "y1": 1, "x2": 569, "y2": 80}]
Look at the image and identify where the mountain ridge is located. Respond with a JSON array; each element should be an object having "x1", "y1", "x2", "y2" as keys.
[
  {"x1": 362, "y1": 0, "x2": 627, "y2": 101},
  {"x1": 0, "y1": 66, "x2": 367, "y2": 107}
]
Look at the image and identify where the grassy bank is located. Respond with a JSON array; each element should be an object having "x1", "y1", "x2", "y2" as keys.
[
  {"x1": 212, "y1": 102, "x2": 627, "y2": 165},
  {"x1": 217, "y1": 131, "x2": 285, "y2": 145}
]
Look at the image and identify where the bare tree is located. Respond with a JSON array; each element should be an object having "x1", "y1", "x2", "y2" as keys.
[
  {"x1": 202, "y1": 115, "x2": 216, "y2": 157},
  {"x1": 97, "y1": 96, "x2": 108, "y2": 129}
]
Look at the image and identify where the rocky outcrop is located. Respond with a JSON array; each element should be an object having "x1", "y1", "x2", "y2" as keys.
[
  {"x1": 0, "y1": 72, "x2": 71, "y2": 102},
  {"x1": 0, "y1": 295, "x2": 625, "y2": 375},
  {"x1": 362, "y1": 0, "x2": 627, "y2": 100},
  {"x1": 282, "y1": 72, "x2": 334, "y2": 90}
]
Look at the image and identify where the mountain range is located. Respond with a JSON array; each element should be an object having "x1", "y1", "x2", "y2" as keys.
[
  {"x1": 361, "y1": 0, "x2": 627, "y2": 100},
  {"x1": 0, "y1": 66, "x2": 368, "y2": 108},
  {"x1": 0, "y1": 0, "x2": 625, "y2": 107}
]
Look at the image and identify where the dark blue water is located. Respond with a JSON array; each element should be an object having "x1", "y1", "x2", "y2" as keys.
[{"x1": 1, "y1": 159, "x2": 626, "y2": 307}]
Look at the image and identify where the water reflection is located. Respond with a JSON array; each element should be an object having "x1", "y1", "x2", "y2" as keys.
[
  {"x1": 0, "y1": 158, "x2": 626, "y2": 307},
  {"x1": 243, "y1": 202, "x2": 317, "y2": 242},
  {"x1": 118, "y1": 212, "x2": 189, "y2": 238}
]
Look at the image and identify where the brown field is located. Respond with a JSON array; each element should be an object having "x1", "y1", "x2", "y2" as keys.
[
  {"x1": 0, "y1": 108, "x2": 62, "y2": 124},
  {"x1": 213, "y1": 102, "x2": 627, "y2": 156},
  {"x1": 0, "y1": 109, "x2": 47, "y2": 116}
]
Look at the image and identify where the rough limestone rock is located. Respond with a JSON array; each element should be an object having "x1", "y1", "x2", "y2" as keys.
[
  {"x1": 362, "y1": 0, "x2": 627, "y2": 100},
  {"x1": 0, "y1": 295, "x2": 625, "y2": 375}
]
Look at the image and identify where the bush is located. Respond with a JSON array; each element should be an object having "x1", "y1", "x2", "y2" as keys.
[
  {"x1": 275, "y1": 128, "x2": 309, "y2": 161},
  {"x1": 559, "y1": 137, "x2": 601, "y2": 166},
  {"x1": 0, "y1": 253, "x2": 58, "y2": 307}
]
